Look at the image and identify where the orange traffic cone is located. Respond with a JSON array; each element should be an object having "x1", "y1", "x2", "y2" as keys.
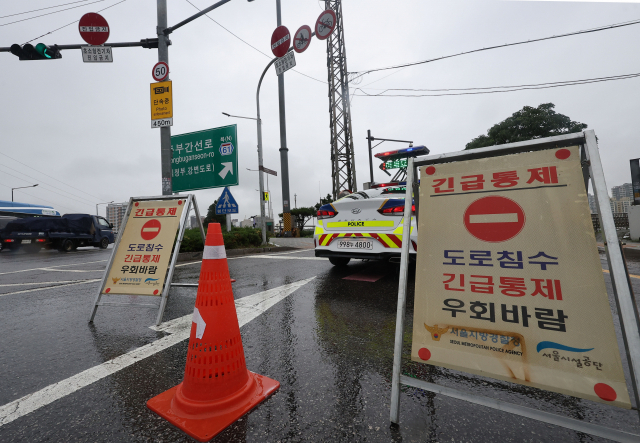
[{"x1": 147, "y1": 223, "x2": 279, "y2": 442}]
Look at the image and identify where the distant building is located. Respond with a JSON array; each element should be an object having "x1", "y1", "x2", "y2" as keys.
[
  {"x1": 231, "y1": 219, "x2": 239, "y2": 227},
  {"x1": 611, "y1": 183, "x2": 633, "y2": 200},
  {"x1": 189, "y1": 215, "x2": 205, "y2": 229},
  {"x1": 106, "y1": 202, "x2": 128, "y2": 232},
  {"x1": 613, "y1": 197, "x2": 633, "y2": 214},
  {"x1": 587, "y1": 194, "x2": 597, "y2": 214}
]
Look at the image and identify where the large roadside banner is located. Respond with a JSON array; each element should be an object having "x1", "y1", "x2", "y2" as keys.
[
  {"x1": 102, "y1": 199, "x2": 185, "y2": 296},
  {"x1": 412, "y1": 146, "x2": 631, "y2": 408}
]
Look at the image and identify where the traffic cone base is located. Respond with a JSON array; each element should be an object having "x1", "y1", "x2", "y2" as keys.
[{"x1": 147, "y1": 371, "x2": 279, "y2": 442}]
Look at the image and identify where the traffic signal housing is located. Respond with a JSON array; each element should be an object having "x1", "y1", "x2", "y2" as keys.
[{"x1": 10, "y1": 43, "x2": 62, "y2": 61}]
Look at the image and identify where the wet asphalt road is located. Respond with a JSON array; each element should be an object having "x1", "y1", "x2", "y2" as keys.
[{"x1": 1, "y1": 245, "x2": 640, "y2": 442}]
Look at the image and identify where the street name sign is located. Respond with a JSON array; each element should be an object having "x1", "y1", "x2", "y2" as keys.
[
  {"x1": 81, "y1": 46, "x2": 113, "y2": 63},
  {"x1": 79, "y1": 13, "x2": 110, "y2": 45},
  {"x1": 171, "y1": 125, "x2": 238, "y2": 192},
  {"x1": 150, "y1": 81, "x2": 173, "y2": 128},
  {"x1": 259, "y1": 165, "x2": 277, "y2": 176},
  {"x1": 152, "y1": 61, "x2": 169, "y2": 82},
  {"x1": 315, "y1": 10, "x2": 337, "y2": 40},
  {"x1": 412, "y1": 146, "x2": 630, "y2": 408},
  {"x1": 215, "y1": 187, "x2": 239, "y2": 215},
  {"x1": 275, "y1": 51, "x2": 296, "y2": 76},
  {"x1": 293, "y1": 25, "x2": 312, "y2": 53},
  {"x1": 271, "y1": 26, "x2": 291, "y2": 58}
]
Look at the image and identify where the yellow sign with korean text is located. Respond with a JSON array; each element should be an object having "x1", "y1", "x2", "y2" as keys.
[
  {"x1": 150, "y1": 80, "x2": 173, "y2": 121},
  {"x1": 102, "y1": 199, "x2": 184, "y2": 296},
  {"x1": 412, "y1": 146, "x2": 631, "y2": 408}
]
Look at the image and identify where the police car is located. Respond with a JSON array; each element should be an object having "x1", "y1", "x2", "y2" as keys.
[{"x1": 314, "y1": 146, "x2": 428, "y2": 266}]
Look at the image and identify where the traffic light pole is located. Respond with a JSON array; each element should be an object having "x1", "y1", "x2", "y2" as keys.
[
  {"x1": 276, "y1": 0, "x2": 292, "y2": 238},
  {"x1": 157, "y1": 0, "x2": 172, "y2": 195}
]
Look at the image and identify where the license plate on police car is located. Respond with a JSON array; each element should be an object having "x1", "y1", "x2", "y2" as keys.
[
  {"x1": 337, "y1": 240, "x2": 373, "y2": 250},
  {"x1": 21, "y1": 240, "x2": 32, "y2": 244}
]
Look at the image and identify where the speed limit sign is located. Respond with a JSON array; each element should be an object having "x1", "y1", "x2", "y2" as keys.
[{"x1": 152, "y1": 62, "x2": 169, "y2": 82}]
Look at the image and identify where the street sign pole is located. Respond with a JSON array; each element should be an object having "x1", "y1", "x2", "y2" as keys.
[
  {"x1": 276, "y1": 0, "x2": 292, "y2": 238},
  {"x1": 157, "y1": 0, "x2": 172, "y2": 196}
]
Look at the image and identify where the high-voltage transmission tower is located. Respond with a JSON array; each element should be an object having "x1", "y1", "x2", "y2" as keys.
[{"x1": 325, "y1": 0, "x2": 357, "y2": 198}]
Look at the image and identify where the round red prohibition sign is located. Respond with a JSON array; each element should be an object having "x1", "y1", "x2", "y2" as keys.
[
  {"x1": 315, "y1": 9, "x2": 337, "y2": 40},
  {"x1": 141, "y1": 219, "x2": 162, "y2": 241},
  {"x1": 271, "y1": 26, "x2": 291, "y2": 58},
  {"x1": 78, "y1": 13, "x2": 110, "y2": 46},
  {"x1": 152, "y1": 61, "x2": 169, "y2": 82},
  {"x1": 463, "y1": 196, "x2": 525, "y2": 242},
  {"x1": 293, "y1": 25, "x2": 312, "y2": 53}
]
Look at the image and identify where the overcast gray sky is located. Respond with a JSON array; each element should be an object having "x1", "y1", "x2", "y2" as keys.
[{"x1": 2, "y1": 0, "x2": 639, "y2": 219}]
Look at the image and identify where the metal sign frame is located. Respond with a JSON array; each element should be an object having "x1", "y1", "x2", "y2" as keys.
[
  {"x1": 88, "y1": 194, "x2": 205, "y2": 326},
  {"x1": 390, "y1": 130, "x2": 640, "y2": 442}
]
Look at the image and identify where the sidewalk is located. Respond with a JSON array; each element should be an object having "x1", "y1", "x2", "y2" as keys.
[{"x1": 270, "y1": 237, "x2": 315, "y2": 249}]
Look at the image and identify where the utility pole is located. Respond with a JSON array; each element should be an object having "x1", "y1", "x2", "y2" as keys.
[
  {"x1": 294, "y1": 193, "x2": 297, "y2": 208},
  {"x1": 276, "y1": 0, "x2": 292, "y2": 237},
  {"x1": 157, "y1": 0, "x2": 172, "y2": 195}
]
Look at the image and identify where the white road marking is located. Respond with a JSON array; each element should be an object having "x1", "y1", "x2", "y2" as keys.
[
  {"x1": 247, "y1": 255, "x2": 326, "y2": 261},
  {"x1": 0, "y1": 280, "x2": 93, "y2": 287},
  {"x1": 0, "y1": 279, "x2": 101, "y2": 298},
  {"x1": 0, "y1": 260, "x2": 108, "y2": 276},
  {"x1": 0, "y1": 276, "x2": 315, "y2": 427},
  {"x1": 39, "y1": 268, "x2": 103, "y2": 273},
  {"x1": 469, "y1": 213, "x2": 518, "y2": 223}
]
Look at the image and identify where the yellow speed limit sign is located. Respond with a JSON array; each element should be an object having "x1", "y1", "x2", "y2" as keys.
[{"x1": 150, "y1": 80, "x2": 172, "y2": 128}]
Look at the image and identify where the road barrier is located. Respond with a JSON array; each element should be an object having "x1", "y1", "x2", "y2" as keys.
[{"x1": 147, "y1": 223, "x2": 279, "y2": 442}]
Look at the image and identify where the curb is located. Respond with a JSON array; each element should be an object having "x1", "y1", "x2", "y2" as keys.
[{"x1": 177, "y1": 246, "x2": 299, "y2": 262}]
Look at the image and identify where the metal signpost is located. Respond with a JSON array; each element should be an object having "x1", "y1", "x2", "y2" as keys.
[
  {"x1": 390, "y1": 131, "x2": 640, "y2": 442},
  {"x1": 170, "y1": 125, "x2": 238, "y2": 193},
  {"x1": 89, "y1": 194, "x2": 205, "y2": 326},
  {"x1": 275, "y1": 51, "x2": 296, "y2": 76}
]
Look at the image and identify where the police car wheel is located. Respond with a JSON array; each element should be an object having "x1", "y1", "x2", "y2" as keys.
[
  {"x1": 329, "y1": 257, "x2": 350, "y2": 267},
  {"x1": 99, "y1": 237, "x2": 109, "y2": 249}
]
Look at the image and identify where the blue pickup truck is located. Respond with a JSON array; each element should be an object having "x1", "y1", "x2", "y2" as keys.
[{"x1": 0, "y1": 214, "x2": 115, "y2": 252}]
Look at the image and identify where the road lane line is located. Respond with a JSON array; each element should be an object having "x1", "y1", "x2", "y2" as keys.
[
  {"x1": 0, "y1": 260, "x2": 108, "y2": 276},
  {"x1": 0, "y1": 279, "x2": 101, "y2": 298},
  {"x1": 0, "y1": 280, "x2": 95, "y2": 287},
  {"x1": 0, "y1": 276, "x2": 315, "y2": 427},
  {"x1": 39, "y1": 268, "x2": 103, "y2": 273},
  {"x1": 603, "y1": 269, "x2": 640, "y2": 279},
  {"x1": 247, "y1": 255, "x2": 326, "y2": 260}
]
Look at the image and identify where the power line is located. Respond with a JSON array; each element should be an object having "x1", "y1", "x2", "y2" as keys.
[
  {"x1": 353, "y1": 72, "x2": 640, "y2": 97},
  {"x1": 1, "y1": 0, "x2": 105, "y2": 27},
  {"x1": 184, "y1": 0, "x2": 326, "y2": 85},
  {"x1": 349, "y1": 18, "x2": 640, "y2": 82},
  {"x1": 0, "y1": 151, "x2": 104, "y2": 201},
  {"x1": 24, "y1": 0, "x2": 127, "y2": 44},
  {"x1": 0, "y1": 1, "x2": 92, "y2": 19},
  {"x1": 0, "y1": 165, "x2": 97, "y2": 206}
]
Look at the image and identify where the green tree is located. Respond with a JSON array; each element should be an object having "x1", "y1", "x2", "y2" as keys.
[
  {"x1": 314, "y1": 194, "x2": 334, "y2": 211},
  {"x1": 465, "y1": 103, "x2": 587, "y2": 150},
  {"x1": 203, "y1": 200, "x2": 227, "y2": 227}
]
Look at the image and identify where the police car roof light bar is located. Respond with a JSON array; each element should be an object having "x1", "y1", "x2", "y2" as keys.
[{"x1": 374, "y1": 146, "x2": 430, "y2": 161}]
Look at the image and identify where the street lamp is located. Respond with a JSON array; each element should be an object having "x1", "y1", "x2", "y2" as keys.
[
  {"x1": 11, "y1": 184, "x2": 38, "y2": 202},
  {"x1": 366, "y1": 130, "x2": 413, "y2": 185},
  {"x1": 222, "y1": 111, "x2": 268, "y2": 245},
  {"x1": 96, "y1": 201, "x2": 114, "y2": 216}
]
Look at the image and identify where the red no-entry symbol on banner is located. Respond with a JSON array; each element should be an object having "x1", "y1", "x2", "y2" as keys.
[
  {"x1": 141, "y1": 219, "x2": 162, "y2": 241},
  {"x1": 463, "y1": 196, "x2": 525, "y2": 242}
]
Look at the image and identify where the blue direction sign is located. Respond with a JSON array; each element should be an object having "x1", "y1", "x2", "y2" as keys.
[{"x1": 215, "y1": 187, "x2": 239, "y2": 215}]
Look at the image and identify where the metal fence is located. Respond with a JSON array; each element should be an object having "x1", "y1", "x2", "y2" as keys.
[{"x1": 592, "y1": 213, "x2": 629, "y2": 230}]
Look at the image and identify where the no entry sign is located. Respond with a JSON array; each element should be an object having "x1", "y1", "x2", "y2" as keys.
[
  {"x1": 79, "y1": 13, "x2": 110, "y2": 46},
  {"x1": 293, "y1": 25, "x2": 312, "y2": 53},
  {"x1": 315, "y1": 9, "x2": 336, "y2": 40},
  {"x1": 271, "y1": 26, "x2": 290, "y2": 58},
  {"x1": 141, "y1": 219, "x2": 162, "y2": 241},
  {"x1": 463, "y1": 196, "x2": 525, "y2": 242}
]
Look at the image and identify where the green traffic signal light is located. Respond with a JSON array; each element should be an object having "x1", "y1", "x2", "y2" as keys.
[{"x1": 35, "y1": 43, "x2": 53, "y2": 59}]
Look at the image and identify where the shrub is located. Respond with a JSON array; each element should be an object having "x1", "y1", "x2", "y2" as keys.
[{"x1": 179, "y1": 226, "x2": 267, "y2": 252}]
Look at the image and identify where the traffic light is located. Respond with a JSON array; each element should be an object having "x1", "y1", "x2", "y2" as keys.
[{"x1": 10, "y1": 43, "x2": 62, "y2": 61}]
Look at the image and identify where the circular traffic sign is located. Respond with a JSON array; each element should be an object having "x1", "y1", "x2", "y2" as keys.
[
  {"x1": 271, "y1": 26, "x2": 291, "y2": 58},
  {"x1": 463, "y1": 196, "x2": 525, "y2": 242},
  {"x1": 141, "y1": 219, "x2": 162, "y2": 241},
  {"x1": 78, "y1": 13, "x2": 110, "y2": 46},
  {"x1": 315, "y1": 9, "x2": 336, "y2": 40},
  {"x1": 152, "y1": 61, "x2": 169, "y2": 82},
  {"x1": 293, "y1": 25, "x2": 312, "y2": 53}
]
